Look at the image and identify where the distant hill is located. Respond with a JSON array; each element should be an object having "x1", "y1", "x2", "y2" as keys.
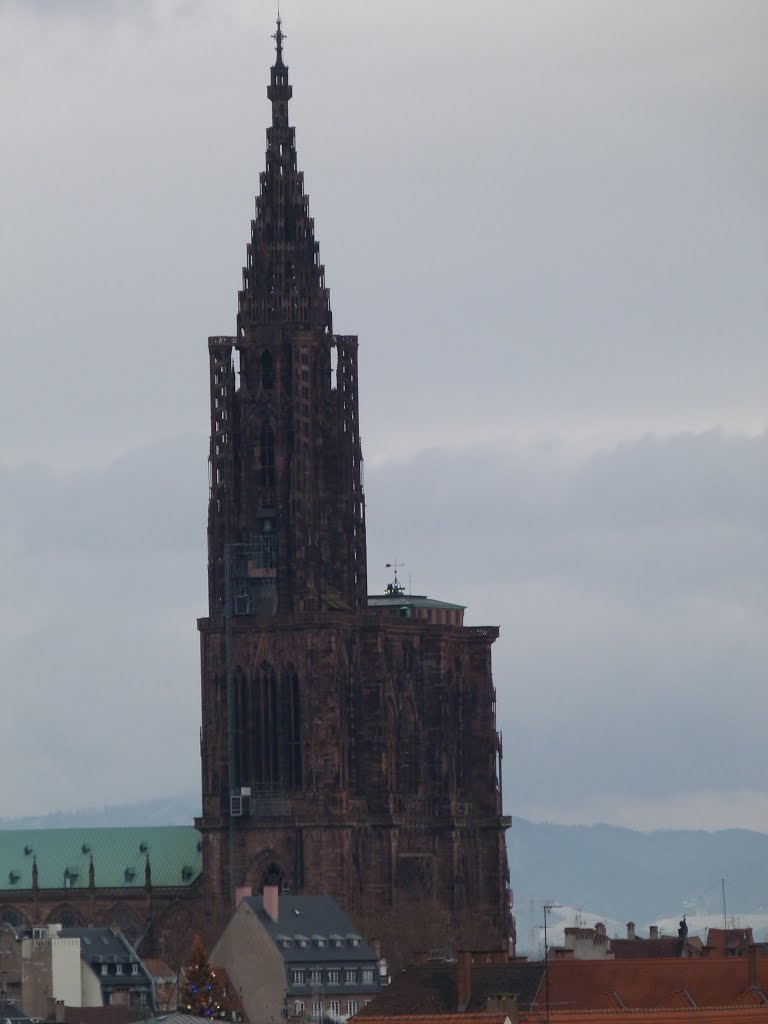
[
  {"x1": 2, "y1": 798, "x2": 765, "y2": 950},
  {"x1": 508, "y1": 817, "x2": 768, "y2": 952},
  {"x1": 0, "y1": 794, "x2": 200, "y2": 830}
]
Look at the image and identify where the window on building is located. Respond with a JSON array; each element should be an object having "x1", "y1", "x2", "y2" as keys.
[
  {"x1": 311, "y1": 1002, "x2": 322, "y2": 1020},
  {"x1": 101, "y1": 964, "x2": 108, "y2": 976},
  {"x1": 344, "y1": 969, "x2": 356, "y2": 984},
  {"x1": 294, "y1": 1001, "x2": 305, "y2": 1016},
  {"x1": 309, "y1": 970, "x2": 322, "y2": 985},
  {"x1": 347, "y1": 1001, "x2": 358, "y2": 1017},
  {"x1": 115, "y1": 964, "x2": 123, "y2": 976},
  {"x1": 260, "y1": 421, "x2": 276, "y2": 489},
  {"x1": 292, "y1": 969, "x2": 305, "y2": 984},
  {"x1": 361, "y1": 969, "x2": 374, "y2": 984},
  {"x1": 329, "y1": 1001, "x2": 340, "y2": 1017},
  {"x1": 327, "y1": 969, "x2": 339, "y2": 984},
  {"x1": 131, "y1": 964, "x2": 139, "y2": 976}
]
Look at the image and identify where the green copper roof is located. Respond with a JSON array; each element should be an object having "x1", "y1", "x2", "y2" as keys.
[
  {"x1": 368, "y1": 595, "x2": 466, "y2": 611},
  {"x1": 0, "y1": 826, "x2": 202, "y2": 891}
]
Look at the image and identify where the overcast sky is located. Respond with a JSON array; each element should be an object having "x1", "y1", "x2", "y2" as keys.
[{"x1": 0, "y1": 0, "x2": 766, "y2": 832}]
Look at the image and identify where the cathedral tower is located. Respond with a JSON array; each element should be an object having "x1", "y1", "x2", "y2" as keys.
[{"x1": 197, "y1": 21, "x2": 510, "y2": 946}]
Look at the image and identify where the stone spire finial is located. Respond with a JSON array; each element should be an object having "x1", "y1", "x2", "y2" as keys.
[{"x1": 272, "y1": 14, "x2": 286, "y2": 66}]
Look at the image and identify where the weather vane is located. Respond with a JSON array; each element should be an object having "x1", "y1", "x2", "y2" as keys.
[{"x1": 385, "y1": 559, "x2": 406, "y2": 596}]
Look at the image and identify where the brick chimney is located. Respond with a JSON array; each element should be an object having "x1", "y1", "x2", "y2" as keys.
[
  {"x1": 627, "y1": 921, "x2": 636, "y2": 940},
  {"x1": 263, "y1": 882, "x2": 280, "y2": 922},
  {"x1": 649, "y1": 925, "x2": 659, "y2": 940},
  {"x1": 235, "y1": 886, "x2": 252, "y2": 908},
  {"x1": 749, "y1": 944, "x2": 760, "y2": 987},
  {"x1": 456, "y1": 950, "x2": 472, "y2": 1010}
]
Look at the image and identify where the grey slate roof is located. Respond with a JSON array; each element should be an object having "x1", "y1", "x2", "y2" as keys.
[
  {"x1": 60, "y1": 927, "x2": 153, "y2": 992},
  {"x1": 244, "y1": 894, "x2": 381, "y2": 996}
]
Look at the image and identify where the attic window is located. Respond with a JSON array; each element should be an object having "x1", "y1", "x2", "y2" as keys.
[
  {"x1": 8, "y1": 871, "x2": 19, "y2": 885},
  {"x1": 181, "y1": 866, "x2": 194, "y2": 881},
  {"x1": 139, "y1": 842, "x2": 148, "y2": 853},
  {"x1": 24, "y1": 845, "x2": 33, "y2": 856},
  {"x1": 315, "y1": 938, "x2": 326, "y2": 948},
  {"x1": 124, "y1": 868, "x2": 136, "y2": 882}
]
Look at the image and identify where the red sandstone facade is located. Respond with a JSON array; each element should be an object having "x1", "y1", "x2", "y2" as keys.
[{"x1": 196, "y1": 21, "x2": 510, "y2": 943}]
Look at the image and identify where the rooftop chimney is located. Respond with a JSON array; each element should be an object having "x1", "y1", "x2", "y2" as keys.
[
  {"x1": 235, "y1": 886, "x2": 252, "y2": 908},
  {"x1": 749, "y1": 944, "x2": 760, "y2": 988},
  {"x1": 263, "y1": 882, "x2": 279, "y2": 923},
  {"x1": 627, "y1": 921, "x2": 636, "y2": 940},
  {"x1": 456, "y1": 950, "x2": 472, "y2": 1011},
  {"x1": 649, "y1": 925, "x2": 659, "y2": 940}
]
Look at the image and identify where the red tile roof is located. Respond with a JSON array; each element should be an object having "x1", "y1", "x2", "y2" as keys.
[
  {"x1": 534, "y1": 956, "x2": 765, "y2": 1012},
  {"x1": 707, "y1": 929, "x2": 756, "y2": 956},
  {"x1": 528, "y1": 1010, "x2": 768, "y2": 1024},
  {"x1": 355, "y1": 1016, "x2": 510, "y2": 1024}
]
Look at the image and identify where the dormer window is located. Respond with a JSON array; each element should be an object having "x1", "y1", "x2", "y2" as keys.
[
  {"x1": 101, "y1": 964, "x2": 108, "y2": 976},
  {"x1": 315, "y1": 938, "x2": 326, "y2": 948},
  {"x1": 116, "y1": 964, "x2": 123, "y2": 976}
]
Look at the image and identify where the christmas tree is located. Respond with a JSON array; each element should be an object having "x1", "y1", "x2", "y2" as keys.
[{"x1": 180, "y1": 933, "x2": 231, "y2": 1018}]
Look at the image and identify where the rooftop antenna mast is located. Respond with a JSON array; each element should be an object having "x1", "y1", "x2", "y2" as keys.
[{"x1": 543, "y1": 900, "x2": 561, "y2": 1024}]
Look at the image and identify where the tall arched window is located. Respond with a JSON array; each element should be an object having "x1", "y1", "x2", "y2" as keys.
[
  {"x1": 260, "y1": 349, "x2": 274, "y2": 389},
  {"x1": 260, "y1": 422, "x2": 276, "y2": 490},
  {"x1": 281, "y1": 669, "x2": 302, "y2": 789},
  {"x1": 400, "y1": 706, "x2": 420, "y2": 794}
]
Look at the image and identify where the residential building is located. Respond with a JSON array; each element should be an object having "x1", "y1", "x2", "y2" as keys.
[
  {"x1": 18, "y1": 924, "x2": 154, "y2": 1018},
  {"x1": 211, "y1": 883, "x2": 382, "y2": 1023}
]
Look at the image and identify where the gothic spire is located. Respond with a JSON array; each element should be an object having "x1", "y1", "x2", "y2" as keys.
[{"x1": 238, "y1": 17, "x2": 332, "y2": 332}]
